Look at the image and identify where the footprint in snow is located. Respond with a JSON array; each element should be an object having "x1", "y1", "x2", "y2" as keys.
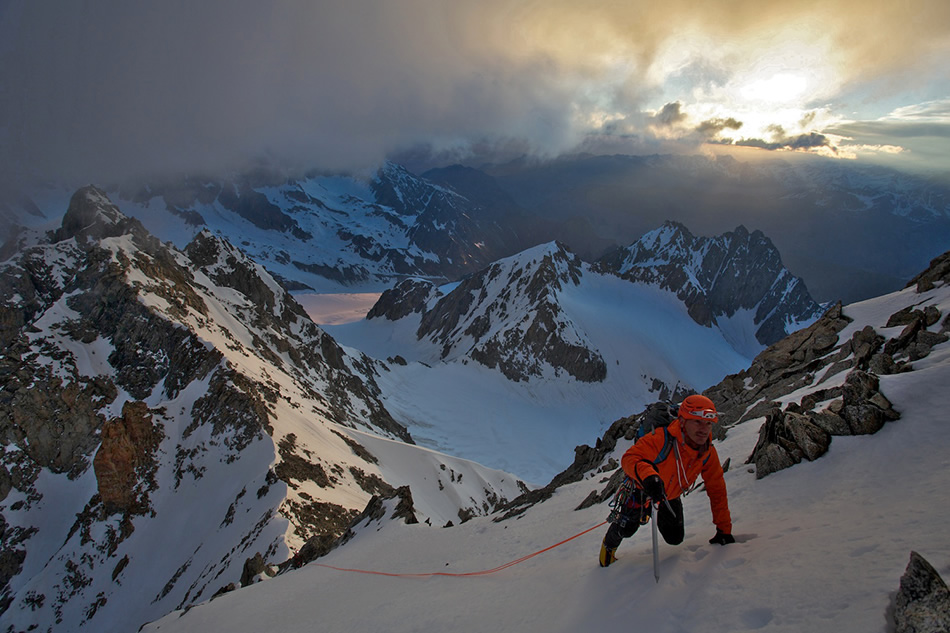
[
  {"x1": 849, "y1": 544, "x2": 879, "y2": 557},
  {"x1": 741, "y1": 607, "x2": 774, "y2": 629}
]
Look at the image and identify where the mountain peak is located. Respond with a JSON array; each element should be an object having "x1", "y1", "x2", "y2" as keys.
[
  {"x1": 53, "y1": 185, "x2": 141, "y2": 244},
  {"x1": 596, "y1": 223, "x2": 824, "y2": 349}
]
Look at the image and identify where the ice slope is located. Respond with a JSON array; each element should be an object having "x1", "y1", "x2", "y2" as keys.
[{"x1": 141, "y1": 281, "x2": 950, "y2": 633}]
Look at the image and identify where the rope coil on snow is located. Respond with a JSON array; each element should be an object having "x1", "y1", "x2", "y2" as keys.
[{"x1": 313, "y1": 521, "x2": 608, "y2": 578}]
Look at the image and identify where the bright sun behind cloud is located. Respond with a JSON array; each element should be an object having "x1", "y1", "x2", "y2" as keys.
[{"x1": 739, "y1": 72, "x2": 809, "y2": 104}]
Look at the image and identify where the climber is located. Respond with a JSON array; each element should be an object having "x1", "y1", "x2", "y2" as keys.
[{"x1": 599, "y1": 394, "x2": 735, "y2": 567}]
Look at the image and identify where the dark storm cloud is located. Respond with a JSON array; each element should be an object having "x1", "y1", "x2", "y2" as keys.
[
  {"x1": 654, "y1": 102, "x2": 687, "y2": 127},
  {"x1": 735, "y1": 132, "x2": 833, "y2": 152},
  {"x1": 696, "y1": 117, "x2": 743, "y2": 137},
  {"x1": 0, "y1": 0, "x2": 588, "y2": 185}
]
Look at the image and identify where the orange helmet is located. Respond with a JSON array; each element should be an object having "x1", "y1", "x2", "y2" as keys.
[{"x1": 678, "y1": 394, "x2": 719, "y2": 423}]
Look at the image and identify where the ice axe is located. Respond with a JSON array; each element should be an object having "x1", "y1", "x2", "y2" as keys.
[{"x1": 651, "y1": 497, "x2": 675, "y2": 583}]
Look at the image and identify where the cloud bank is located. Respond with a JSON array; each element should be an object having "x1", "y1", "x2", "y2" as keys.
[{"x1": 1, "y1": 0, "x2": 948, "y2": 185}]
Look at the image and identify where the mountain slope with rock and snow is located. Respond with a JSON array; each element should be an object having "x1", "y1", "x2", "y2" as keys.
[
  {"x1": 321, "y1": 228, "x2": 820, "y2": 483},
  {"x1": 7, "y1": 154, "x2": 948, "y2": 308},
  {"x1": 595, "y1": 220, "x2": 825, "y2": 353},
  {"x1": 476, "y1": 153, "x2": 950, "y2": 304},
  {"x1": 3, "y1": 162, "x2": 534, "y2": 294},
  {"x1": 0, "y1": 187, "x2": 526, "y2": 633},
  {"x1": 140, "y1": 248, "x2": 950, "y2": 633}
]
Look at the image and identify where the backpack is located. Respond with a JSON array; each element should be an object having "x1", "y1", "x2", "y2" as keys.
[
  {"x1": 635, "y1": 401, "x2": 676, "y2": 440},
  {"x1": 606, "y1": 402, "x2": 677, "y2": 526}
]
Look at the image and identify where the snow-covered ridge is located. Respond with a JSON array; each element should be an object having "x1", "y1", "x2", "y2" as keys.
[{"x1": 0, "y1": 187, "x2": 527, "y2": 633}]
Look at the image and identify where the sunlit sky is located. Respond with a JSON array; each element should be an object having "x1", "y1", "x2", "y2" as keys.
[{"x1": 1, "y1": 0, "x2": 949, "y2": 184}]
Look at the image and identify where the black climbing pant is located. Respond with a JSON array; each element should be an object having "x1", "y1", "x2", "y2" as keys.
[{"x1": 604, "y1": 495, "x2": 684, "y2": 548}]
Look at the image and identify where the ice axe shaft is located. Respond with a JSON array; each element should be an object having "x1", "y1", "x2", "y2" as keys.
[
  {"x1": 651, "y1": 501, "x2": 660, "y2": 583},
  {"x1": 651, "y1": 496, "x2": 673, "y2": 583}
]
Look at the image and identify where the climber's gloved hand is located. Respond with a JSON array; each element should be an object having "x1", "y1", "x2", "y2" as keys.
[{"x1": 642, "y1": 475, "x2": 665, "y2": 502}]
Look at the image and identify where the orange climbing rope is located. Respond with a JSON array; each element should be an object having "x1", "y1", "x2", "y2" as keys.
[{"x1": 313, "y1": 521, "x2": 608, "y2": 579}]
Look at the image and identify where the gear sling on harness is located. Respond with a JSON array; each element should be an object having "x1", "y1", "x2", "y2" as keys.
[{"x1": 606, "y1": 426, "x2": 677, "y2": 527}]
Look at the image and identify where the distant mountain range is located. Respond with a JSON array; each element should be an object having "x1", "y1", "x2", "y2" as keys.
[
  {"x1": 367, "y1": 223, "x2": 822, "y2": 389},
  {"x1": 427, "y1": 154, "x2": 950, "y2": 304},
  {"x1": 4, "y1": 153, "x2": 948, "y2": 304}
]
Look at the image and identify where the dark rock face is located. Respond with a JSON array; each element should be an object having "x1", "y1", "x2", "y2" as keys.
[
  {"x1": 52, "y1": 186, "x2": 146, "y2": 245},
  {"x1": 93, "y1": 401, "x2": 163, "y2": 515},
  {"x1": 748, "y1": 409, "x2": 831, "y2": 478},
  {"x1": 217, "y1": 183, "x2": 311, "y2": 240},
  {"x1": 746, "y1": 368, "x2": 903, "y2": 478},
  {"x1": 707, "y1": 302, "x2": 853, "y2": 426},
  {"x1": 907, "y1": 249, "x2": 950, "y2": 293},
  {"x1": 411, "y1": 243, "x2": 606, "y2": 382},
  {"x1": 240, "y1": 552, "x2": 277, "y2": 587},
  {"x1": 287, "y1": 485, "x2": 417, "y2": 569},
  {"x1": 367, "y1": 278, "x2": 441, "y2": 321},
  {"x1": 596, "y1": 221, "x2": 824, "y2": 346},
  {"x1": 371, "y1": 163, "x2": 523, "y2": 279},
  {"x1": 894, "y1": 551, "x2": 950, "y2": 633}
]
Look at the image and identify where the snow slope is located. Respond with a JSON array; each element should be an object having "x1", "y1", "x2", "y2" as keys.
[{"x1": 141, "y1": 281, "x2": 950, "y2": 633}]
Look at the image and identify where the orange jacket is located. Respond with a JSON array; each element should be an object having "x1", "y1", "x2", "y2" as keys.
[{"x1": 621, "y1": 419, "x2": 732, "y2": 534}]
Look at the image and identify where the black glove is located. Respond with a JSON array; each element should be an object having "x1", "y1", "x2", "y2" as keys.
[
  {"x1": 641, "y1": 475, "x2": 664, "y2": 502},
  {"x1": 709, "y1": 529, "x2": 736, "y2": 546}
]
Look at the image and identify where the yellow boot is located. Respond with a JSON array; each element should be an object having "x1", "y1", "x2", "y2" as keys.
[{"x1": 599, "y1": 541, "x2": 618, "y2": 567}]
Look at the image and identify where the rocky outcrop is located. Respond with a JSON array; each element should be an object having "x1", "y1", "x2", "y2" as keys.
[
  {"x1": 285, "y1": 485, "x2": 417, "y2": 569},
  {"x1": 1, "y1": 366, "x2": 117, "y2": 483},
  {"x1": 367, "y1": 278, "x2": 441, "y2": 321},
  {"x1": 52, "y1": 186, "x2": 146, "y2": 245},
  {"x1": 747, "y1": 368, "x2": 902, "y2": 478},
  {"x1": 907, "y1": 250, "x2": 950, "y2": 293},
  {"x1": 240, "y1": 553, "x2": 277, "y2": 588},
  {"x1": 748, "y1": 408, "x2": 831, "y2": 478},
  {"x1": 894, "y1": 551, "x2": 950, "y2": 633},
  {"x1": 93, "y1": 401, "x2": 162, "y2": 515}
]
